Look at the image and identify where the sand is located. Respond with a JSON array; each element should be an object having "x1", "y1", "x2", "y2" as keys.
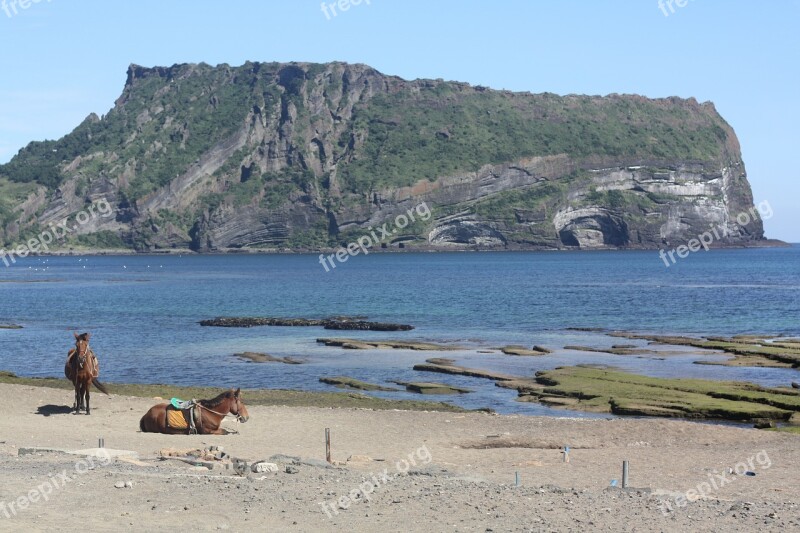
[{"x1": 0, "y1": 382, "x2": 798, "y2": 532}]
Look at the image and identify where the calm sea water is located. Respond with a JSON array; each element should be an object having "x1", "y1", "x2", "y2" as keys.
[{"x1": 1, "y1": 246, "x2": 799, "y2": 415}]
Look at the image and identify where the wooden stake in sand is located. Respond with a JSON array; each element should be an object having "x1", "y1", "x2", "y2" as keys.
[
  {"x1": 622, "y1": 460, "x2": 629, "y2": 488},
  {"x1": 325, "y1": 428, "x2": 331, "y2": 463}
]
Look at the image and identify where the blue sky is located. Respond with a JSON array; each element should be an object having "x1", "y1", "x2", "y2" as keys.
[{"x1": 1, "y1": 0, "x2": 797, "y2": 240}]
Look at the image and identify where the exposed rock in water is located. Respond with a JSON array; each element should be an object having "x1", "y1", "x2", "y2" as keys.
[
  {"x1": 426, "y1": 358, "x2": 456, "y2": 366},
  {"x1": 512, "y1": 366, "x2": 800, "y2": 422},
  {"x1": 203, "y1": 317, "x2": 328, "y2": 327},
  {"x1": 495, "y1": 379, "x2": 545, "y2": 395},
  {"x1": 694, "y1": 357, "x2": 793, "y2": 368},
  {"x1": 201, "y1": 317, "x2": 413, "y2": 331},
  {"x1": 536, "y1": 396, "x2": 582, "y2": 407},
  {"x1": 0, "y1": 324, "x2": 23, "y2": 329},
  {"x1": 563, "y1": 345, "x2": 662, "y2": 356},
  {"x1": 325, "y1": 340, "x2": 376, "y2": 350},
  {"x1": 233, "y1": 352, "x2": 303, "y2": 364},
  {"x1": 753, "y1": 419, "x2": 777, "y2": 429},
  {"x1": 319, "y1": 377, "x2": 399, "y2": 392},
  {"x1": 322, "y1": 321, "x2": 413, "y2": 332},
  {"x1": 498, "y1": 345, "x2": 550, "y2": 356},
  {"x1": 413, "y1": 360, "x2": 519, "y2": 381},
  {"x1": 317, "y1": 338, "x2": 459, "y2": 351},
  {"x1": 606, "y1": 332, "x2": 800, "y2": 367},
  {"x1": 389, "y1": 381, "x2": 472, "y2": 395}
]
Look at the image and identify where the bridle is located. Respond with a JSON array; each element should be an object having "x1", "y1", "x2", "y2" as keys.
[
  {"x1": 75, "y1": 340, "x2": 90, "y2": 370},
  {"x1": 196, "y1": 397, "x2": 246, "y2": 423}
]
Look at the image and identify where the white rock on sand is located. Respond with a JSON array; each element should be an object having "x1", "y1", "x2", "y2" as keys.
[{"x1": 0, "y1": 383, "x2": 798, "y2": 531}]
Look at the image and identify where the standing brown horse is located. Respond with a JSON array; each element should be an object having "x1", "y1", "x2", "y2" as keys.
[
  {"x1": 139, "y1": 389, "x2": 249, "y2": 434},
  {"x1": 64, "y1": 332, "x2": 109, "y2": 414}
]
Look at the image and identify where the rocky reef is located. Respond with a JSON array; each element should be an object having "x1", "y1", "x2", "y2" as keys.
[{"x1": 200, "y1": 317, "x2": 413, "y2": 331}]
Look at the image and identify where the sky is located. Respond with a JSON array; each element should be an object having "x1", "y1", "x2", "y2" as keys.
[{"x1": 0, "y1": 0, "x2": 798, "y2": 241}]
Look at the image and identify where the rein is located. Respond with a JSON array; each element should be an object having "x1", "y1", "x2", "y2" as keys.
[{"x1": 196, "y1": 402, "x2": 245, "y2": 422}]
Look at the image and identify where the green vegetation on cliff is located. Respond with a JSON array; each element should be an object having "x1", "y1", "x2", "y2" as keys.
[
  {"x1": 343, "y1": 90, "x2": 729, "y2": 193},
  {"x1": 0, "y1": 61, "x2": 755, "y2": 251}
]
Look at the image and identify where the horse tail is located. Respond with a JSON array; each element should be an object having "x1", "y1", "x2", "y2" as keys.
[{"x1": 92, "y1": 378, "x2": 110, "y2": 395}]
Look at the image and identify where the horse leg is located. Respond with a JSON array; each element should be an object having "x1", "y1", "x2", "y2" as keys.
[
  {"x1": 74, "y1": 385, "x2": 80, "y2": 413},
  {"x1": 79, "y1": 381, "x2": 87, "y2": 412},
  {"x1": 85, "y1": 385, "x2": 91, "y2": 415}
]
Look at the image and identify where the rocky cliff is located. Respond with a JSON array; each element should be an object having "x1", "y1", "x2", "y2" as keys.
[{"x1": 0, "y1": 61, "x2": 766, "y2": 251}]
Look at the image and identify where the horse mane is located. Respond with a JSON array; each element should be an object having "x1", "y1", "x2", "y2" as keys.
[
  {"x1": 76, "y1": 332, "x2": 90, "y2": 342},
  {"x1": 199, "y1": 390, "x2": 234, "y2": 408}
]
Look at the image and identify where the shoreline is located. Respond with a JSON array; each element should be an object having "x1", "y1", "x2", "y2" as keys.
[
  {"x1": 5, "y1": 238, "x2": 792, "y2": 258},
  {"x1": 3, "y1": 366, "x2": 798, "y2": 430},
  {"x1": 0, "y1": 371, "x2": 468, "y2": 413}
]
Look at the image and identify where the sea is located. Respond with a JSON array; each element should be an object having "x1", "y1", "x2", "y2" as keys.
[{"x1": 1, "y1": 246, "x2": 799, "y2": 416}]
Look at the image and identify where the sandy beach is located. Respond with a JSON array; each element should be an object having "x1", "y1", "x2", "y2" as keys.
[{"x1": 0, "y1": 382, "x2": 798, "y2": 532}]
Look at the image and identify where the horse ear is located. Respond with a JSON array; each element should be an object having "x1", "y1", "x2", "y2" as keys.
[
  {"x1": 74, "y1": 332, "x2": 80, "y2": 340},
  {"x1": 234, "y1": 388, "x2": 241, "y2": 397},
  {"x1": 85, "y1": 332, "x2": 91, "y2": 341}
]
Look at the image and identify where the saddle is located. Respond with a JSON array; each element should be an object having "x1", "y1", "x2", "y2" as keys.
[{"x1": 166, "y1": 398, "x2": 200, "y2": 434}]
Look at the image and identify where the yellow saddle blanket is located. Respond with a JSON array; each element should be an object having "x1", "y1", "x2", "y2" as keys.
[{"x1": 166, "y1": 407, "x2": 191, "y2": 429}]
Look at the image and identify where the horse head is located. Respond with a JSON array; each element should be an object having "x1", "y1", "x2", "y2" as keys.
[
  {"x1": 73, "y1": 332, "x2": 91, "y2": 369},
  {"x1": 229, "y1": 388, "x2": 249, "y2": 423}
]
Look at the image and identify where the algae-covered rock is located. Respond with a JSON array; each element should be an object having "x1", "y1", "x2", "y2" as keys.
[
  {"x1": 319, "y1": 376, "x2": 399, "y2": 392},
  {"x1": 499, "y1": 345, "x2": 550, "y2": 356},
  {"x1": 317, "y1": 338, "x2": 459, "y2": 351},
  {"x1": 390, "y1": 381, "x2": 472, "y2": 395},
  {"x1": 234, "y1": 352, "x2": 303, "y2": 364},
  {"x1": 413, "y1": 361, "x2": 518, "y2": 381},
  {"x1": 607, "y1": 332, "x2": 800, "y2": 367},
  {"x1": 512, "y1": 366, "x2": 800, "y2": 422}
]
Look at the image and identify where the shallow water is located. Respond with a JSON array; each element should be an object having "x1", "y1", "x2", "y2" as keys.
[{"x1": 1, "y1": 246, "x2": 798, "y2": 415}]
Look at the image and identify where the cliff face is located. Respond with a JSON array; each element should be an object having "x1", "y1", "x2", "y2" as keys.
[{"x1": 0, "y1": 61, "x2": 764, "y2": 251}]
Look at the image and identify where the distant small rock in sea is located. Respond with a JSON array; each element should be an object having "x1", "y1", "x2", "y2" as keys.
[{"x1": 200, "y1": 316, "x2": 413, "y2": 331}]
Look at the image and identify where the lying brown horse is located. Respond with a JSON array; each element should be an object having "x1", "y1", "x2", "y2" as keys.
[
  {"x1": 64, "y1": 332, "x2": 109, "y2": 414},
  {"x1": 139, "y1": 388, "x2": 249, "y2": 435}
]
